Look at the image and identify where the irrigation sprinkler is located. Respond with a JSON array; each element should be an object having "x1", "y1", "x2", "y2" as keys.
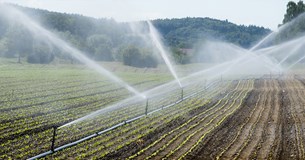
[
  {"x1": 181, "y1": 87, "x2": 184, "y2": 100},
  {"x1": 51, "y1": 126, "x2": 57, "y2": 152},
  {"x1": 145, "y1": 98, "x2": 149, "y2": 115}
]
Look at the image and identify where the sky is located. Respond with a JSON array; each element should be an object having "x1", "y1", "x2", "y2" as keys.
[{"x1": 0, "y1": 0, "x2": 293, "y2": 30}]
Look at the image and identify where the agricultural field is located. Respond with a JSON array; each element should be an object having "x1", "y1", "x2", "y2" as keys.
[
  {"x1": 1, "y1": 62, "x2": 305, "y2": 160},
  {"x1": 0, "y1": 62, "x2": 174, "y2": 159},
  {"x1": 1, "y1": 0, "x2": 305, "y2": 159}
]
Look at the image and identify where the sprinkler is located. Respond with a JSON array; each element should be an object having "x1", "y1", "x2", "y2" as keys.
[
  {"x1": 51, "y1": 126, "x2": 57, "y2": 152},
  {"x1": 145, "y1": 98, "x2": 149, "y2": 115},
  {"x1": 181, "y1": 87, "x2": 184, "y2": 100}
]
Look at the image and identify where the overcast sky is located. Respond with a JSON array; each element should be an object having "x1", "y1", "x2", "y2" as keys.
[{"x1": 0, "y1": 0, "x2": 293, "y2": 30}]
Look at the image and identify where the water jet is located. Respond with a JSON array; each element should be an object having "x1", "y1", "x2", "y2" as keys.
[
  {"x1": 147, "y1": 21, "x2": 182, "y2": 88},
  {"x1": 0, "y1": 4, "x2": 144, "y2": 98}
]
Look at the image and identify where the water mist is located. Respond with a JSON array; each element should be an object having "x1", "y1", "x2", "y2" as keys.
[
  {"x1": 0, "y1": 4, "x2": 145, "y2": 98},
  {"x1": 147, "y1": 21, "x2": 182, "y2": 88}
]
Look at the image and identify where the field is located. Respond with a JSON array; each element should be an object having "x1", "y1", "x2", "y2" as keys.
[{"x1": 1, "y1": 62, "x2": 305, "y2": 160}]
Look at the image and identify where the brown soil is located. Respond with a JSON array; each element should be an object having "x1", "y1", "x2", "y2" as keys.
[
  {"x1": 99, "y1": 76, "x2": 305, "y2": 160},
  {"x1": 184, "y1": 76, "x2": 304, "y2": 160}
]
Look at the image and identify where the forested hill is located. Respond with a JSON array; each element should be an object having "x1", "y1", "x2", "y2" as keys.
[
  {"x1": 22, "y1": 5, "x2": 271, "y2": 48},
  {"x1": 0, "y1": 4, "x2": 271, "y2": 65},
  {"x1": 153, "y1": 18, "x2": 270, "y2": 48}
]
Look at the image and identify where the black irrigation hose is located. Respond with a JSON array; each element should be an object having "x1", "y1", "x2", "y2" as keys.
[{"x1": 27, "y1": 80, "x2": 224, "y2": 160}]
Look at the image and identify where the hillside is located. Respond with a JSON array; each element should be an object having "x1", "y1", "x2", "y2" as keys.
[
  {"x1": 153, "y1": 18, "x2": 270, "y2": 48},
  {"x1": 0, "y1": 4, "x2": 271, "y2": 65}
]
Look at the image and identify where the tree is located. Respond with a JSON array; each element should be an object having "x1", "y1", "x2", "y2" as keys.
[
  {"x1": 122, "y1": 45, "x2": 157, "y2": 68},
  {"x1": 276, "y1": 0, "x2": 305, "y2": 43},
  {"x1": 283, "y1": 1, "x2": 305, "y2": 24},
  {"x1": 171, "y1": 48, "x2": 191, "y2": 64},
  {"x1": 122, "y1": 45, "x2": 141, "y2": 67},
  {"x1": 86, "y1": 34, "x2": 113, "y2": 61},
  {"x1": 0, "y1": 4, "x2": 271, "y2": 64},
  {"x1": 27, "y1": 43, "x2": 55, "y2": 64},
  {"x1": 5, "y1": 24, "x2": 33, "y2": 62},
  {"x1": 94, "y1": 44, "x2": 113, "y2": 61}
]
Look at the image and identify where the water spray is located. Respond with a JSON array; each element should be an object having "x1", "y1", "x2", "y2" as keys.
[
  {"x1": 0, "y1": 4, "x2": 144, "y2": 99},
  {"x1": 147, "y1": 21, "x2": 182, "y2": 88}
]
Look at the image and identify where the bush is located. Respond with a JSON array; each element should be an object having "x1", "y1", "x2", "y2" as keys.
[
  {"x1": 27, "y1": 52, "x2": 54, "y2": 64},
  {"x1": 122, "y1": 46, "x2": 158, "y2": 68}
]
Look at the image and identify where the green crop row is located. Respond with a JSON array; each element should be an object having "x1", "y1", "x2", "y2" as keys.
[{"x1": 45, "y1": 81, "x2": 231, "y2": 159}]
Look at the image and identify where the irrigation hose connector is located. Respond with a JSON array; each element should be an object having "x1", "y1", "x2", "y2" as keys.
[{"x1": 51, "y1": 126, "x2": 58, "y2": 152}]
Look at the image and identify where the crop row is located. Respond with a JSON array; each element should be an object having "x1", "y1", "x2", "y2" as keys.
[
  {"x1": 216, "y1": 90, "x2": 261, "y2": 160},
  {"x1": 0, "y1": 79, "x2": 225, "y2": 159},
  {"x1": 0, "y1": 72, "x2": 171, "y2": 159},
  {"x1": 141, "y1": 80, "x2": 253, "y2": 159},
  {"x1": 178, "y1": 80, "x2": 253, "y2": 160},
  {"x1": 0, "y1": 76, "x2": 164, "y2": 111},
  {"x1": 284, "y1": 79, "x2": 305, "y2": 159},
  {"x1": 44, "y1": 81, "x2": 233, "y2": 159},
  {"x1": 53, "y1": 80, "x2": 224, "y2": 147},
  {"x1": 0, "y1": 79, "x2": 168, "y2": 143},
  {"x1": 129, "y1": 80, "x2": 244, "y2": 159}
]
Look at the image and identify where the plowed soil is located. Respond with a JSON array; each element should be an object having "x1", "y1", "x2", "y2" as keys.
[{"x1": 109, "y1": 76, "x2": 305, "y2": 160}]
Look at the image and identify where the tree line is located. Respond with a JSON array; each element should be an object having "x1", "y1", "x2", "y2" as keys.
[
  {"x1": 274, "y1": 0, "x2": 305, "y2": 44},
  {"x1": 0, "y1": 4, "x2": 270, "y2": 67}
]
